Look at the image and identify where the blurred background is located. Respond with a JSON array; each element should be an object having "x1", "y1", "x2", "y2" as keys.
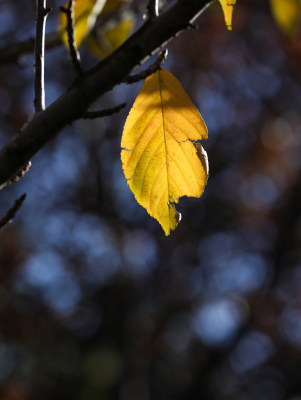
[{"x1": 1, "y1": 0, "x2": 301, "y2": 399}]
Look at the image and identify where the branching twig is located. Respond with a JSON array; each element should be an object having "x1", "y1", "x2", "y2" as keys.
[
  {"x1": 147, "y1": 0, "x2": 159, "y2": 20},
  {"x1": 83, "y1": 103, "x2": 126, "y2": 119},
  {"x1": 34, "y1": 0, "x2": 51, "y2": 112},
  {"x1": 0, "y1": 0, "x2": 142, "y2": 66},
  {"x1": 0, "y1": 194, "x2": 26, "y2": 231},
  {"x1": 0, "y1": 0, "x2": 213, "y2": 188},
  {"x1": 125, "y1": 49, "x2": 168, "y2": 84},
  {"x1": 60, "y1": 0, "x2": 83, "y2": 76}
]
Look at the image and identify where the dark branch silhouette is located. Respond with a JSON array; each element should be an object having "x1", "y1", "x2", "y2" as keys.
[
  {"x1": 0, "y1": 0, "x2": 212, "y2": 189},
  {"x1": 83, "y1": 103, "x2": 126, "y2": 119},
  {"x1": 125, "y1": 49, "x2": 168, "y2": 84},
  {"x1": 60, "y1": 0, "x2": 83, "y2": 76}
]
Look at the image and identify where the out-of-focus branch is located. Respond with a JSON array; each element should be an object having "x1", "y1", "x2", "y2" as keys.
[
  {"x1": 0, "y1": 193, "x2": 26, "y2": 231},
  {"x1": 0, "y1": 0, "x2": 212, "y2": 188},
  {"x1": 60, "y1": 0, "x2": 83, "y2": 76},
  {"x1": 0, "y1": 0, "x2": 141, "y2": 66},
  {"x1": 34, "y1": 0, "x2": 51, "y2": 112},
  {"x1": 0, "y1": 32, "x2": 60, "y2": 66},
  {"x1": 125, "y1": 49, "x2": 167, "y2": 84}
]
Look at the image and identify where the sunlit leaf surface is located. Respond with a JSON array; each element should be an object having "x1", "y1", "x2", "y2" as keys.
[
  {"x1": 218, "y1": 0, "x2": 237, "y2": 30},
  {"x1": 121, "y1": 69, "x2": 208, "y2": 235}
]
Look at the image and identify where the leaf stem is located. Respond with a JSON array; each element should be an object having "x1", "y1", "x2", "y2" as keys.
[
  {"x1": 125, "y1": 50, "x2": 168, "y2": 84},
  {"x1": 83, "y1": 103, "x2": 126, "y2": 119}
]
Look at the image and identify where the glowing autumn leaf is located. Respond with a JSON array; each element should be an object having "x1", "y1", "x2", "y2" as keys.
[
  {"x1": 270, "y1": 0, "x2": 301, "y2": 37},
  {"x1": 121, "y1": 69, "x2": 208, "y2": 236},
  {"x1": 59, "y1": 0, "x2": 106, "y2": 48},
  {"x1": 87, "y1": 12, "x2": 135, "y2": 59},
  {"x1": 218, "y1": 0, "x2": 236, "y2": 30}
]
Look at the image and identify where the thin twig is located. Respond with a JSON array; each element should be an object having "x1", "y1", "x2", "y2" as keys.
[
  {"x1": 83, "y1": 103, "x2": 126, "y2": 119},
  {"x1": 125, "y1": 49, "x2": 168, "y2": 84},
  {"x1": 0, "y1": 0, "x2": 213, "y2": 188},
  {"x1": 0, "y1": 194, "x2": 26, "y2": 231},
  {"x1": 60, "y1": 0, "x2": 83, "y2": 76},
  {"x1": 0, "y1": 0, "x2": 141, "y2": 66},
  {"x1": 34, "y1": 0, "x2": 51, "y2": 112},
  {"x1": 147, "y1": 0, "x2": 159, "y2": 20}
]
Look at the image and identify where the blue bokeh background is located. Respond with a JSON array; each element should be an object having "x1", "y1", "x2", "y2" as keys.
[{"x1": 1, "y1": 1, "x2": 301, "y2": 399}]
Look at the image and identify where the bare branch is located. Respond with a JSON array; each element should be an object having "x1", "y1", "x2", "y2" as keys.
[
  {"x1": 125, "y1": 49, "x2": 168, "y2": 84},
  {"x1": 34, "y1": 0, "x2": 51, "y2": 112},
  {"x1": 0, "y1": 0, "x2": 212, "y2": 188},
  {"x1": 147, "y1": 0, "x2": 159, "y2": 20},
  {"x1": 0, "y1": 1, "x2": 198, "y2": 68},
  {"x1": 0, "y1": 194, "x2": 26, "y2": 231},
  {"x1": 83, "y1": 103, "x2": 126, "y2": 119},
  {"x1": 60, "y1": 0, "x2": 83, "y2": 76}
]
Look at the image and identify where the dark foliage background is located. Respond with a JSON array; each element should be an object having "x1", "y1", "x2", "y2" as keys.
[{"x1": 1, "y1": 0, "x2": 301, "y2": 399}]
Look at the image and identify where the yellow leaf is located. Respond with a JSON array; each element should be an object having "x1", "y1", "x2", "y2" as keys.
[
  {"x1": 59, "y1": 0, "x2": 106, "y2": 49},
  {"x1": 218, "y1": 0, "x2": 236, "y2": 30},
  {"x1": 121, "y1": 69, "x2": 208, "y2": 236},
  {"x1": 270, "y1": 0, "x2": 301, "y2": 37},
  {"x1": 87, "y1": 13, "x2": 135, "y2": 59}
]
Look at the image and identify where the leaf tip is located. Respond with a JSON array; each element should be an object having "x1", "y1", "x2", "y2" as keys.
[
  {"x1": 162, "y1": 207, "x2": 181, "y2": 236},
  {"x1": 219, "y1": 0, "x2": 236, "y2": 31}
]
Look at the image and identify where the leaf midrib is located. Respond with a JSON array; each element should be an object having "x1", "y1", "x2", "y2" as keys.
[{"x1": 158, "y1": 70, "x2": 170, "y2": 231}]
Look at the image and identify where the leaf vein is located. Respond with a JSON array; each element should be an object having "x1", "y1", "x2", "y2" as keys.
[{"x1": 167, "y1": 130, "x2": 199, "y2": 192}]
